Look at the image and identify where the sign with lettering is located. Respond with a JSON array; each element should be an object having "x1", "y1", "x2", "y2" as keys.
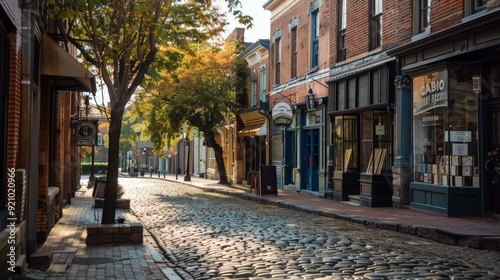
[
  {"x1": 272, "y1": 102, "x2": 293, "y2": 126},
  {"x1": 77, "y1": 120, "x2": 98, "y2": 146},
  {"x1": 413, "y1": 70, "x2": 448, "y2": 115}
]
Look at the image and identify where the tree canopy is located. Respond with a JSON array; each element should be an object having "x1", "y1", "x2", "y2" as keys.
[
  {"x1": 136, "y1": 40, "x2": 248, "y2": 183},
  {"x1": 48, "y1": 0, "x2": 252, "y2": 223}
]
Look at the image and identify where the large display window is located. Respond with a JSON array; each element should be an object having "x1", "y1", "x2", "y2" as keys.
[
  {"x1": 413, "y1": 70, "x2": 479, "y2": 188},
  {"x1": 334, "y1": 115, "x2": 358, "y2": 172}
]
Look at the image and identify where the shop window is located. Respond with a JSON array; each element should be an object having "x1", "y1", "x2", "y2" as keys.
[
  {"x1": 492, "y1": 65, "x2": 500, "y2": 99},
  {"x1": 348, "y1": 78, "x2": 356, "y2": 109},
  {"x1": 413, "y1": 70, "x2": 479, "y2": 187},
  {"x1": 336, "y1": 80, "x2": 345, "y2": 110},
  {"x1": 362, "y1": 111, "x2": 392, "y2": 174},
  {"x1": 361, "y1": 112, "x2": 373, "y2": 172},
  {"x1": 358, "y1": 74, "x2": 369, "y2": 107},
  {"x1": 334, "y1": 115, "x2": 358, "y2": 172}
]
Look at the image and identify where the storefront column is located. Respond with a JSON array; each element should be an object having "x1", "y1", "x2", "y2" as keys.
[{"x1": 392, "y1": 75, "x2": 412, "y2": 207}]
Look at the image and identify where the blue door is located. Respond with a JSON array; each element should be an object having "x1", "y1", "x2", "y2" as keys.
[{"x1": 302, "y1": 129, "x2": 319, "y2": 191}]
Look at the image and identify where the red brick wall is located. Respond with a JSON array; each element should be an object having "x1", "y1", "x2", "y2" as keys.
[
  {"x1": 431, "y1": 0, "x2": 463, "y2": 33},
  {"x1": 6, "y1": 32, "x2": 22, "y2": 172},
  {"x1": 269, "y1": 0, "x2": 331, "y2": 87},
  {"x1": 382, "y1": 0, "x2": 413, "y2": 50}
]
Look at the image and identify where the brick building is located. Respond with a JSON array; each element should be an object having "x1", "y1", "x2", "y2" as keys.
[
  {"x1": 0, "y1": 2, "x2": 95, "y2": 276},
  {"x1": 237, "y1": 39, "x2": 270, "y2": 185},
  {"x1": 262, "y1": 0, "x2": 500, "y2": 217},
  {"x1": 264, "y1": 0, "x2": 331, "y2": 195}
]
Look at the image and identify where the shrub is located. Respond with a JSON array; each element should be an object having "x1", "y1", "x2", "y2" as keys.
[{"x1": 81, "y1": 162, "x2": 108, "y2": 174}]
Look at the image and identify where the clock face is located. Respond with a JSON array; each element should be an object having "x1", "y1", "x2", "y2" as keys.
[{"x1": 79, "y1": 124, "x2": 94, "y2": 137}]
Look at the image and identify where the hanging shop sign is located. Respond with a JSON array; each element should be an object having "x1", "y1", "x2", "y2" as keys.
[
  {"x1": 272, "y1": 102, "x2": 293, "y2": 126},
  {"x1": 77, "y1": 119, "x2": 98, "y2": 146}
]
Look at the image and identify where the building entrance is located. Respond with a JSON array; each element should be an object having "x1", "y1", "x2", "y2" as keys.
[{"x1": 487, "y1": 105, "x2": 500, "y2": 213}]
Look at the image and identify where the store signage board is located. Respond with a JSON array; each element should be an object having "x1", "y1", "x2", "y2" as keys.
[
  {"x1": 77, "y1": 119, "x2": 98, "y2": 146},
  {"x1": 413, "y1": 70, "x2": 448, "y2": 115},
  {"x1": 375, "y1": 125, "x2": 385, "y2": 135},
  {"x1": 445, "y1": 131, "x2": 472, "y2": 142},
  {"x1": 272, "y1": 102, "x2": 293, "y2": 126},
  {"x1": 452, "y1": 143, "x2": 468, "y2": 156}
]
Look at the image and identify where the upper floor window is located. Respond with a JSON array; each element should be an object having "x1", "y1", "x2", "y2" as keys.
[
  {"x1": 472, "y1": 0, "x2": 487, "y2": 13},
  {"x1": 417, "y1": 0, "x2": 431, "y2": 34},
  {"x1": 250, "y1": 70, "x2": 257, "y2": 106},
  {"x1": 275, "y1": 38, "x2": 281, "y2": 85},
  {"x1": 291, "y1": 27, "x2": 298, "y2": 78},
  {"x1": 465, "y1": 0, "x2": 487, "y2": 18},
  {"x1": 259, "y1": 64, "x2": 267, "y2": 102},
  {"x1": 369, "y1": 0, "x2": 382, "y2": 50},
  {"x1": 311, "y1": 10, "x2": 319, "y2": 68},
  {"x1": 337, "y1": 0, "x2": 346, "y2": 62}
]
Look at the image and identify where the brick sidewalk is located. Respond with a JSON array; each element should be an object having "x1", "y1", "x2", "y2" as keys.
[{"x1": 25, "y1": 188, "x2": 173, "y2": 280}]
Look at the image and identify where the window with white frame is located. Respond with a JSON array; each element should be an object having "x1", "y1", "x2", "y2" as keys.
[
  {"x1": 311, "y1": 10, "x2": 319, "y2": 68},
  {"x1": 370, "y1": 0, "x2": 382, "y2": 50},
  {"x1": 250, "y1": 70, "x2": 257, "y2": 106},
  {"x1": 415, "y1": 0, "x2": 431, "y2": 34},
  {"x1": 465, "y1": 0, "x2": 487, "y2": 17},
  {"x1": 337, "y1": 0, "x2": 346, "y2": 62},
  {"x1": 291, "y1": 27, "x2": 297, "y2": 78},
  {"x1": 259, "y1": 64, "x2": 266, "y2": 102},
  {"x1": 275, "y1": 38, "x2": 281, "y2": 85}
]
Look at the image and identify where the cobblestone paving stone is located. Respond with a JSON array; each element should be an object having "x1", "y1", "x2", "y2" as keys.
[{"x1": 121, "y1": 178, "x2": 500, "y2": 280}]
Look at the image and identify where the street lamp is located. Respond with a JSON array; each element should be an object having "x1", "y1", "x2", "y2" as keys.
[
  {"x1": 184, "y1": 135, "x2": 191, "y2": 181},
  {"x1": 305, "y1": 86, "x2": 317, "y2": 111}
]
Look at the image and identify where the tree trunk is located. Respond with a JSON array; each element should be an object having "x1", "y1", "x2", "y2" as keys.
[
  {"x1": 206, "y1": 137, "x2": 228, "y2": 184},
  {"x1": 101, "y1": 104, "x2": 125, "y2": 224}
]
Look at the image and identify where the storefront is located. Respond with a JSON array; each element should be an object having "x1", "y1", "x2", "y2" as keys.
[
  {"x1": 389, "y1": 10, "x2": 500, "y2": 216},
  {"x1": 409, "y1": 68, "x2": 481, "y2": 215},
  {"x1": 327, "y1": 58, "x2": 395, "y2": 206}
]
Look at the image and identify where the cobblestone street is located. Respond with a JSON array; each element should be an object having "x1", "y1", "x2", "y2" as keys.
[{"x1": 121, "y1": 178, "x2": 500, "y2": 280}]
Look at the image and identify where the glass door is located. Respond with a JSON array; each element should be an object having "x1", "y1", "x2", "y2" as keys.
[
  {"x1": 302, "y1": 129, "x2": 319, "y2": 191},
  {"x1": 487, "y1": 105, "x2": 500, "y2": 213}
]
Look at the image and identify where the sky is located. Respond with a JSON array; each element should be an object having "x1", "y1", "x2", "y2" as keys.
[
  {"x1": 218, "y1": 0, "x2": 271, "y2": 42},
  {"x1": 94, "y1": 1, "x2": 271, "y2": 105}
]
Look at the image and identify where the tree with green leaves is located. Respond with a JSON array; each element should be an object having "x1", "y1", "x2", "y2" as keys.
[
  {"x1": 138, "y1": 40, "x2": 248, "y2": 184},
  {"x1": 48, "y1": 0, "x2": 252, "y2": 224}
]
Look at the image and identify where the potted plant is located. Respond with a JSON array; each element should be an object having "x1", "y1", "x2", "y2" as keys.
[{"x1": 246, "y1": 170, "x2": 259, "y2": 192}]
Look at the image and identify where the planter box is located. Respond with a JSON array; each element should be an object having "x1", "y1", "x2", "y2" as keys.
[
  {"x1": 359, "y1": 173, "x2": 393, "y2": 207},
  {"x1": 86, "y1": 222, "x2": 143, "y2": 244},
  {"x1": 332, "y1": 171, "x2": 360, "y2": 201}
]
